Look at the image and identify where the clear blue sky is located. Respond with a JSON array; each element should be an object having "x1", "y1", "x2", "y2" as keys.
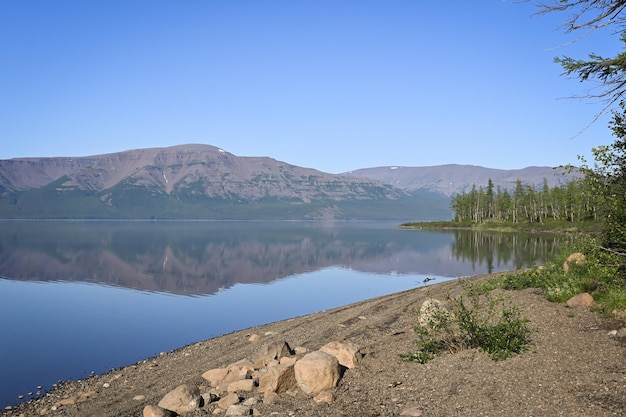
[{"x1": 0, "y1": 1, "x2": 619, "y2": 173}]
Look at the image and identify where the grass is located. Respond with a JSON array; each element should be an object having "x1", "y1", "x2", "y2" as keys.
[
  {"x1": 403, "y1": 232, "x2": 626, "y2": 364},
  {"x1": 402, "y1": 282, "x2": 533, "y2": 363},
  {"x1": 486, "y1": 234, "x2": 626, "y2": 316},
  {"x1": 400, "y1": 219, "x2": 601, "y2": 234}
]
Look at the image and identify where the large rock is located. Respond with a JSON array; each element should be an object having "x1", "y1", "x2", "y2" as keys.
[
  {"x1": 217, "y1": 392, "x2": 240, "y2": 410},
  {"x1": 563, "y1": 252, "x2": 586, "y2": 273},
  {"x1": 258, "y1": 363, "x2": 297, "y2": 394},
  {"x1": 294, "y1": 351, "x2": 341, "y2": 395},
  {"x1": 253, "y1": 341, "x2": 293, "y2": 367},
  {"x1": 566, "y1": 292, "x2": 595, "y2": 308},
  {"x1": 319, "y1": 340, "x2": 362, "y2": 369},
  {"x1": 226, "y1": 378, "x2": 255, "y2": 393},
  {"x1": 143, "y1": 405, "x2": 176, "y2": 417},
  {"x1": 157, "y1": 383, "x2": 202, "y2": 415},
  {"x1": 201, "y1": 368, "x2": 229, "y2": 387},
  {"x1": 417, "y1": 298, "x2": 453, "y2": 329}
]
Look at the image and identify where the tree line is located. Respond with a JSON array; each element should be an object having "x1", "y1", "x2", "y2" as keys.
[{"x1": 450, "y1": 177, "x2": 597, "y2": 224}]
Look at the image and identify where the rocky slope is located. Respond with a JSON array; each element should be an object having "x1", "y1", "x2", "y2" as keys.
[
  {"x1": 0, "y1": 144, "x2": 435, "y2": 220},
  {"x1": 0, "y1": 144, "x2": 577, "y2": 220}
]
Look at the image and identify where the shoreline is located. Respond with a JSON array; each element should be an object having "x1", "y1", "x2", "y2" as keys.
[{"x1": 3, "y1": 271, "x2": 625, "y2": 417}]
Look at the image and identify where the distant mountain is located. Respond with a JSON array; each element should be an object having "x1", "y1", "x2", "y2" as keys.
[
  {"x1": 0, "y1": 144, "x2": 448, "y2": 220},
  {"x1": 345, "y1": 164, "x2": 577, "y2": 197}
]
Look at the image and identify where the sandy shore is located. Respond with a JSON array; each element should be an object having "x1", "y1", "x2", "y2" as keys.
[{"x1": 2, "y1": 273, "x2": 625, "y2": 417}]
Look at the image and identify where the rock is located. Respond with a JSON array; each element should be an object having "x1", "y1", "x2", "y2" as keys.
[
  {"x1": 248, "y1": 334, "x2": 261, "y2": 342},
  {"x1": 54, "y1": 397, "x2": 76, "y2": 406},
  {"x1": 319, "y1": 340, "x2": 362, "y2": 369},
  {"x1": 133, "y1": 395, "x2": 146, "y2": 401},
  {"x1": 201, "y1": 391, "x2": 219, "y2": 404},
  {"x1": 294, "y1": 350, "x2": 341, "y2": 395},
  {"x1": 225, "y1": 359, "x2": 255, "y2": 381},
  {"x1": 202, "y1": 368, "x2": 229, "y2": 387},
  {"x1": 77, "y1": 390, "x2": 97, "y2": 401},
  {"x1": 418, "y1": 298, "x2": 453, "y2": 329},
  {"x1": 313, "y1": 390, "x2": 334, "y2": 403},
  {"x1": 263, "y1": 391, "x2": 279, "y2": 404},
  {"x1": 217, "y1": 392, "x2": 240, "y2": 410},
  {"x1": 226, "y1": 378, "x2": 256, "y2": 393},
  {"x1": 253, "y1": 341, "x2": 293, "y2": 367},
  {"x1": 616, "y1": 327, "x2": 626, "y2": 338},
  {"x1": 158, "y1": 383, "x2": 202, "y2": 415},
  {"x1": 258, "y1": 363, "x2": 297, "y2": 394},
  {"x1": 294, "y1": 346, "x2": 309, "y2": 354},
  {"x1": 143, "y1": 405, "x2": 176, "y2": 417},
  {"x1": 563, "y1": 252, "x2": 586, "y2": 273},
  {"x1": 566, "y1": 292, "x2": 594, "y2": 308},
  {"x1": 400, "y1": 407, "x2": 423, "y2": 416},
  {"x1": 225, "y1": 404, "x2": 252, "y2": 416}
]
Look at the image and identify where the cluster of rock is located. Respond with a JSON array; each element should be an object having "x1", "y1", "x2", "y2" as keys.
[{"x1": 143, "y1": 338, "x2": 362, "y2": 416}]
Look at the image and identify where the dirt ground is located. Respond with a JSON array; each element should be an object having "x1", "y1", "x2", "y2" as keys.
[{"x1": 3, "y1": 273, "x2": 625, "y2": 417}]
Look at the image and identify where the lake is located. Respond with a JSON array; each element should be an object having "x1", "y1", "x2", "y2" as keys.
[{"x1": 0, "y1": 220, "x2": 563, "y2": 409}]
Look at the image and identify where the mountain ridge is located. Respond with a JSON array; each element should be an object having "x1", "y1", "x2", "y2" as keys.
[
  {"x1": 0, "y1": 144, "x2": 576, "y2": 220},
  {"x1": 344, "y1": 164, "x2": 576, "y2": 197}
]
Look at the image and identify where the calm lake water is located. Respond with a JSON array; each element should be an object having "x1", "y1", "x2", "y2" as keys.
[{"x1": 0, "y1": 220, "x2": 563, "y2": 409}]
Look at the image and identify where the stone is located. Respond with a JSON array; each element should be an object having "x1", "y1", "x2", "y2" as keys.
[
  {"x1": 133, "y1": 395, "x2": 146, "y2": 401},
  {"x1": 143, "y1": 405, "x2": 176, "y2": 417},
  {"x1": 225, "y1": 404, "x2": 252, "y2": 416},
  {"x1": 226, "y1": 378, "x2": 256, "y2": 393},
  {"x1": 313, "y1": 390, "x2": 334, "y2": 403},
  {"x1": 217, "y1": 392, "x2": 240, "y2": 410},
  {"x1": 248, "y1": 334, "x2": 261, "y2": 342},
  {"x1": 54, "y1": 397, "x2": 76, "y2": 406},
  {"x1": 202, "y1": 368, "x2": 229, "y2": 387},
  {"x1": 201, "y1": 391, "x2": 219, "y2": 404},
  {"x1": 319, "y1": 340, "x2": 362, "y2": 369},
  {"x1": 258, "y1": 363, "x2": 297, "y2": 394},
  {"x1": 263, "y1": 391, "x2": 279, "y2": 404},
  {"x1": 400, "y1": 407, "x2": 423, "y2": 416},
  {"x1": 417, "y1": 298, "x2": 453, "y2": 329},
  {"x1": 225, "y1": 359, "x2": 255, "y2": 381},
  {"x1": 616, "y1": 327, "x2": 626, "y2": 338},
  {"x1": 253, "y1": 341, "x2": 293, "y2": 367},
  {"x1": 79, "y1": 391, "x2": 97, "y2": 401},
  {"x1": 563, "y1": 252, "x2": 586, "y2": 273},
  {"x1": 566, "y1": 292, "x2": 594, "y2": 308},
  {"x1": 294, "y1": 350, "x2": 341, "y2": 395},
  {"x1": 158, "y1": 383, "x2": 202, "y2": 415}
]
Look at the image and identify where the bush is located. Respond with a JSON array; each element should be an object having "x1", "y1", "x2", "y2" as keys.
[
  {"x1": 402, "y1": 282, "x2": 532, "y2": 363},
  {"x1": 493, "y1": 235, "x2": 626, "y2": 315}
]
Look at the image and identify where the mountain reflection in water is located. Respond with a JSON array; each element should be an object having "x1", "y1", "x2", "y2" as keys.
[{"x1": 0, "y1": 221, "x2": 562, "y2": 295}]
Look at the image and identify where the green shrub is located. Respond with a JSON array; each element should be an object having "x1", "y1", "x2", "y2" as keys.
[
  {"x1": 493, "y1": 235, "x2": 626, "y2": 314},
  {"x1": 402, "y1": 282, "x2": 532, "y2": 363}
]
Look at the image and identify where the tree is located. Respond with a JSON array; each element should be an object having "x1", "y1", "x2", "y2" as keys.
[
  {"x1": 537, "y1": 1, "x2": 626, "y2": 259},
  {"x1": 537, "y1": 1, "x2": 626, "y2": 116}
]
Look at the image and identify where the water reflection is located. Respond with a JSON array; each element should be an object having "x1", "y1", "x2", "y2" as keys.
[
  {"x1": 451, "y1": 229, "x2": 563, "y2": 273},
  {"x1": 0, "y1": 221, "x2": 562, "y2": 294}
]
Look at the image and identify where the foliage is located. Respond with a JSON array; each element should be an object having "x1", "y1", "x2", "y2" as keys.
[
  {"x1": 449, "y1": 177, "x2": 597, "y2": 225},
  {"x1": 536, "y1": 0, "x2": 626, "y2": 268},
  {"x1": 401, "y1": 282, "x2": 532, "y2": 363},
  {"x1": 490, "y1": 234, "x2": 626, "y2": 315},
  {"x1": 537, "y1": 0, "x2": 626, "y2": 115}
]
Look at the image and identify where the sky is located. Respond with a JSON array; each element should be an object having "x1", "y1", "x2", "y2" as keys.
[{"x1": 0, "y1": 1, "x2": 621, "y2": 173}]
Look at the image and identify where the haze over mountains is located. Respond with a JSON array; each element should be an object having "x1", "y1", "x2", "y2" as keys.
[{"x1": 0, "y1": 144, "x2": 576, "y2": 220}]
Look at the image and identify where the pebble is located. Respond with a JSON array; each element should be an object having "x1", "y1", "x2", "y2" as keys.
[{"x1": 103, "y1": 383, "x2": 110, "y2": 388}]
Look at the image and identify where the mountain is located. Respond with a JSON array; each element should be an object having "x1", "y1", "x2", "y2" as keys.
[
  {"x1": 345, "y1": 164, "x2": 577, "y2": 197},
  {"x1": 0, "y1": 144, "x2": 448, "y2": 220}
]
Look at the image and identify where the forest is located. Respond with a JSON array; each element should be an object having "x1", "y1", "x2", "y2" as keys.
[{"x1": 450, "y1": 177, "x2": 596, "y2": 225}]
